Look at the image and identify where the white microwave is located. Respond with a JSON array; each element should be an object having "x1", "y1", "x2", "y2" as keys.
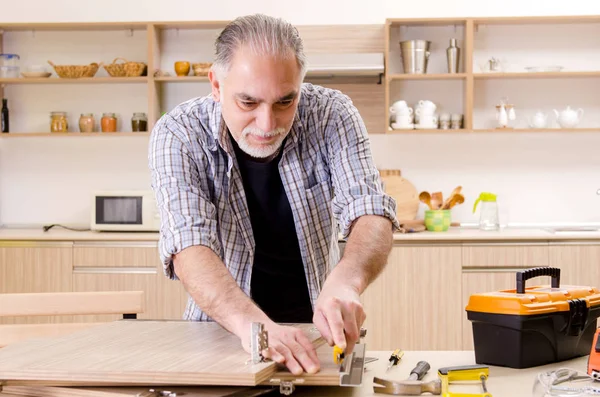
[{"x1": 91, "y1": 190, "x2": 161, "y2": 232}]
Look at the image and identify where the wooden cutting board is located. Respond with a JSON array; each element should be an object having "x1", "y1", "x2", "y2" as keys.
[
  {"x1": 378, "y1": 170, "x2": 419, "y2": 222},
  {"x1": 0, "y1": 320, "x2": 336, "y2": 388}
]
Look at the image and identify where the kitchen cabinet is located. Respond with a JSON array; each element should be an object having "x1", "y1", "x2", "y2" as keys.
[
  {"x1": 462, "y1": 242, "x2": 549, "y2": 268},
  {"x1": 548, "y1": 242, "x2": 600, "y2": 288},
  {"x1": 361, "y1": 243, "x2": 463, "y2": 351},
  {"x1": 72, "y1": 243, "x2": 189, "y2": 322},
  {"x1": 0, "y1": 242, "x2": 73, "y2": 324}
]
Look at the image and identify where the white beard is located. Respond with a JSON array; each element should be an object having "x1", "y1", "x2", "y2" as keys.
[{"x1": 237, "y1": 126, "x2": 287, "y2": 159}]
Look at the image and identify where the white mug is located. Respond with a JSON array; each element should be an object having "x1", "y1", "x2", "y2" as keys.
[
  {"x1": 389, "y1": 100, "x2": 413, "y2": 115},
  {"x1": 418, "y1": 100, "x2": 436, "y2": 111},
  {"x1": 395, "y1": 114, "x2": 413, "y2": 126},
  {"x1": 415, "y1": 107, "x2": 435, "y2": 117},
  {"x1": 419, "y1": 115, "x2": 438, "y2": 128}
]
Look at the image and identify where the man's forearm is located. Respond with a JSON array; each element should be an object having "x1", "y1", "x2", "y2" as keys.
[
  {"x1": 173, "y1": 245, "x2": 270, "y2": 336},
  {"x1": 326, "y1": 215, "x2": 393, "y2": 294}
]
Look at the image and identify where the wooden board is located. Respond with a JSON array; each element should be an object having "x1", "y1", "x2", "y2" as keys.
[
  {"x1": 1, "y1": 385, "x2": 278, "y2": 397},
  {"x1": 0, "y1": 320, "x2": 325, "y2": 387}
]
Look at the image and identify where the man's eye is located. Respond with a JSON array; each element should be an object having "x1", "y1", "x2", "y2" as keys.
[
  {"x1": 278, "y1": 100, "x2": 293, "y2": 106},
  {"x1": 240, "y1": 101, "x2": 256, "y2": 108}
]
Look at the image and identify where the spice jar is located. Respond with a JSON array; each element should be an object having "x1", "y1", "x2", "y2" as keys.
[
  {"x1": 101, "y1": 113, "x2": 117, "y2": 133},
  {"x1": 50, "y1": 112, "x2": 68, "y2": 133},
  {"x1": 131, "y1": 112, "x2": 148, "y2": 132},
  {"x1": 79, "y1": 113, "x2": 95, "y2": 133}
]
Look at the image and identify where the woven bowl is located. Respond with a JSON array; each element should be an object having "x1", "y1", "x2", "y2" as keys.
[
  {"x1": 104, "y1": 57, "x2": 147, "y2": 77},
  {"x1": 48, "y1": 60, "x2": 101, "y2": 78},
  {"x1": 192, "y1": 62, "x2": 212, "y2": 76}
]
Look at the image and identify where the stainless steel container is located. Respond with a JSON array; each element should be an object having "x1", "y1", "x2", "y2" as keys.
[
  {"x1": 400, "y1": 40, "x2": 431, "y2": 74},
  {"x1": 446, "y1": 39, "x2": 460, "y2": 73}
]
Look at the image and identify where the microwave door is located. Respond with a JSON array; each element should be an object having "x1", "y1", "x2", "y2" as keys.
[{"x1": 96, "y1": 196, "x2": 143, "y2": 225}]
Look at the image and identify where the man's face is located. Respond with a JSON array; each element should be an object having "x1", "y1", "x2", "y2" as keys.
[{"x1": 209, "y1": 45, "x2": 302, "y2": 159}]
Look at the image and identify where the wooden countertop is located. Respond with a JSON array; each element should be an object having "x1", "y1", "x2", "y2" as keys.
[
  {"x1": 290, "y1": 350, "x2": 589, "y2": 397},
  {"x1": 0, "y1": 226, "x2": 600, "y2": 243},
  {"x1": 0, "y1": 350, "x2": 589, "y2": 397}
]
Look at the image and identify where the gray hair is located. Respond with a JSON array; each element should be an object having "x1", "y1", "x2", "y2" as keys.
[{"x1": 212, "y1": 14, "x2": 307, "y2": 80}]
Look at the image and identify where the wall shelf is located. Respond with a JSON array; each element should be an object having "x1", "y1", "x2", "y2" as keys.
[
  {"x1": 154, "y1": 76, "x2": 210, "y2": 82},
  {"x1": 385, "y1": 16, "x2": 600, "y2": 133},
  {"x1": 0, "y1": 77, "x2": 149, "y2": 85},
  {"x1": 0, "y1": 132, "x2": 150, "y2": 137}
]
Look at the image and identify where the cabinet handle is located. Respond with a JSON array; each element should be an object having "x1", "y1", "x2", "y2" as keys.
[{"x1": 73, "y1": 267, "x2": 157, "y2": 274}]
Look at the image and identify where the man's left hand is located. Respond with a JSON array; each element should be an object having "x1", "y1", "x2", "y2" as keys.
[{"x1": 312, "y1": 281, "x2": 366, "y2": 356}]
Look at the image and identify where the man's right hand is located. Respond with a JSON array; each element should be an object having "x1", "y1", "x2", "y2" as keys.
[{"x1": 239, "y1": 321, "x2": 320, "y2": 376}]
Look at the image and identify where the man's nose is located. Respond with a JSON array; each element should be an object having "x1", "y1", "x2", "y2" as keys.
[{"x1": 256, "y1": 105, "x2": 276, "y2": 133}]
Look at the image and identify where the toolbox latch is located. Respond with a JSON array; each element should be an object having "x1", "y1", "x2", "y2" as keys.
[{"x1": 566, "y1": 299, "x2": 589, "y2": 336}]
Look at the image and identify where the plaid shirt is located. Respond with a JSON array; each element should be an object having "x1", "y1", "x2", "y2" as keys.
[{"x1": 148, "y1": 83, "x2": 400, "y2": 321}]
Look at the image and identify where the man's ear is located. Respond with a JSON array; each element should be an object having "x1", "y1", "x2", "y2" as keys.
[{"x1": 208, "y1": 68, "x2": 221, "y2": 102}]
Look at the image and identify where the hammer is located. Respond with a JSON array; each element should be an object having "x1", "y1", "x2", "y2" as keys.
[{"x1": 374, "y1": 361, "x2": 442, "y2": 395}]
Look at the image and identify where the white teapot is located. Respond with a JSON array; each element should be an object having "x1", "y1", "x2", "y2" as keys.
[
  {"x1": 529, "y1": 111, "x2": 548, "y2": 129},
  {"x1": 554, "y1": 106, "x2": 583, "y2": 128}
]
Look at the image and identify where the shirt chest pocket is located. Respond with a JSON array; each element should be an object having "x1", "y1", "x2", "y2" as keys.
[{"x1": 305, "y1": 180, "x2": 334, "y2": 228}]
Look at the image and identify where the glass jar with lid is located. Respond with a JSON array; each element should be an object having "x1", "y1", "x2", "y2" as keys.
[
  {"x1": 131, "y1": 112, "x2": 148, "y2": 132},
  {"x1": 79, "y1": 113, "x2": 95, "y2": 133},
  {"x1": 101, "y1": 113, "x2": 117, "y2": 133},
  {"x1": 50, "y1": 112, "x2": 68, "y2": 133}
]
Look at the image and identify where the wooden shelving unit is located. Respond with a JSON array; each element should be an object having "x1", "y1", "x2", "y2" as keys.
[
  {"x1": 1, "y1": 16, "x2": 600, "y2": 136},
  {"x1": 385, "y1": 15, "x2": 600, "y2": 133},
  {"x1": 0, "y1": 132, "x2": 150, "y2": 137},
  {"x1": 0, "y1": 21, "x2": 384, "y2": 136}
]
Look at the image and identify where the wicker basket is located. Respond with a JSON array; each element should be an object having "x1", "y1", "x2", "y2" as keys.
[
  {"x1": 48, "y1": 60, "x2": 101, "y2": 78},
  {"x1": 103, "y1": 57, "x2": 147, "y2": 77},
  {"x1": 192, "y1": 62, "x2": 212, "y2": 76}
]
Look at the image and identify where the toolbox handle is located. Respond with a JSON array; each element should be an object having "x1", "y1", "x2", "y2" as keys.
[{"x1": 516, "y1": 267, "x2": 561, "y2": 294}]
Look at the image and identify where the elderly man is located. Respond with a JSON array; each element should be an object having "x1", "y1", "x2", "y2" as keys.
[{"x1": 148, "y1": 14, "x2": 399, "y2": 375}]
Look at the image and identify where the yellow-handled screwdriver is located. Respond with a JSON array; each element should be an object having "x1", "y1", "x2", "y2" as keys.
[{"x1": 386, "y1": 349, "x2": 404, "y2": 371}]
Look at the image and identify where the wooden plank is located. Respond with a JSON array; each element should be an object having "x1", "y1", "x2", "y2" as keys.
[
  {"x1": 473, "y1": 15, "x2": 600, "y2": 26},
  {"x1": 0, "y1": 321, "x2": 322, "y2": 387},
  {"x1": 0, "y1": 132, "x2": 149, "y2": 138},
  {"x1": 387, "y1": 73, "x2": 466, "y2": 80},
  {"x1": 0, "y1": 291, "x2": 144, "y2": 317},
  {"x1": 464, "y1": 19, "x2": 474, "y2": 131},
  {"x1": 296, "y1": 25, "x2": 384, "y2": 54},
  {"x1": 473, "y1": 71, "x2": 600, "y2": 79},
  {"x1": 0, "y1": 323, "x2": 104, "y2": 348},
  {"x1": 1, "y1": 385, "x2": 272, "y2": 397},
  {"x1": 0, "y1": 78, "x2": 148, "y2": 84}
]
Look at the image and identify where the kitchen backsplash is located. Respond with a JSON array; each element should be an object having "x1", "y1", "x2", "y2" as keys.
[{"x1": 1, "y1": 131, "x2": 599, "y2": 227}]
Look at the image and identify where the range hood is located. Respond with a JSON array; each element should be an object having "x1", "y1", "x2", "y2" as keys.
[{"x1": 304, "y1": 53, "x2": 384, "y2": 78}]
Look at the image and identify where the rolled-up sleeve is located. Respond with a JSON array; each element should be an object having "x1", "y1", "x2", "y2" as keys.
[
  {"x1": 326, "y1": 97, "x2": 401, "y2": 239},
  {"x1": 148, "y1": 115, "x2": 222, "y2": 280}
]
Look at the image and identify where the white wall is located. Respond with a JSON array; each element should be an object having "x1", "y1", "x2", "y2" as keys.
[{"x1": 2, "y1": 0, "x2": 600, "y2": 227}]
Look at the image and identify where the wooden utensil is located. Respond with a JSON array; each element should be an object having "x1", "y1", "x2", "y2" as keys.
[
  {"x1": 441, "y1": 186, "x2": 463, "y2": 209},
  {"x1": 431, "y1": 192, "x2": 443, "y2": 210},
  {"x1": 418, "y1": 191, "x2": 433, "y2": 210},
  {"x1": 445, "y1": 193, "x2": 465, "y2": 209}
]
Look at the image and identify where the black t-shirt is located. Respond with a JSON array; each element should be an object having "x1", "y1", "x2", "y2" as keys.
[{"x1": 230, "y1": 134, "x2": 313, "y2": 323}]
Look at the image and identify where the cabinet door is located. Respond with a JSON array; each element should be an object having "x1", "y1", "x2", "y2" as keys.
[
  {"x1": 462, "y1": 242, "x2": 549, "y2": 268},
  {"x1": 461, "y1": 271, "x2": 515, "y2": 350},
  {"x1": 72, "y1": 243, "x2": 188, "y2": 322},
  {"x1": 0, "y1": 242, "x2": 73, "y2": 324},
  {"x1": 549, "y1": 243, "x2": 600, "y2": 288},
  {"x1": 360, "y1": 244, "x2": 462, "y2": 350}
]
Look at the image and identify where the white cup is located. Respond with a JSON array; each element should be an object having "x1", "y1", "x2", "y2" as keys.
[
  {"x1": 389, "y1": 100, "x2": 413, "y2": 115},
  {"x1": 418, "y1": 100, "x2": 437, "y2": 112},
  {"x1": 415, "y1": 107, "x2": 435, "y2": 117},
  {"x1": 440, "y1": 113, "x2": 450, "y2": 121},
  {"x1": 395, "y1": 114, "x2": 413, "y2": 126},
  {"x1": 419, "y1": 115, "x2": 438, "y2": 128}
]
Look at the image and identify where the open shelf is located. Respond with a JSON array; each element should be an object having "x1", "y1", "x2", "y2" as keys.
[
  {"x1": 0, "y1": 77, "x2": 148, "y2": 84},
  {"x1": 154, "y1": 76, "x2": 209, "y2": 82},
  {"x1": 0, "y1": 132, "x2": 150, "y2": 137},
  {"x1": 388, "y1": 73, "x2": 466, "y2": 81},
  {"x1": 473, "y1": 71, "x2": 600, "y2": 79}
]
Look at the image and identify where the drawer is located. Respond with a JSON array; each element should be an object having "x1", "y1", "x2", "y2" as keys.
[
  {"x1": 73, "y1": 242, "x2": 160, "y2": 268},
  {"x1": 462, "y1": 243, "x2": 549, "y2": 268}
]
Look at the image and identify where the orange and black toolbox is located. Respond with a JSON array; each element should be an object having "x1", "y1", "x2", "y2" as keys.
[{"x1": 466, "y1": 267, "x2": 600, "y2": 368}]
